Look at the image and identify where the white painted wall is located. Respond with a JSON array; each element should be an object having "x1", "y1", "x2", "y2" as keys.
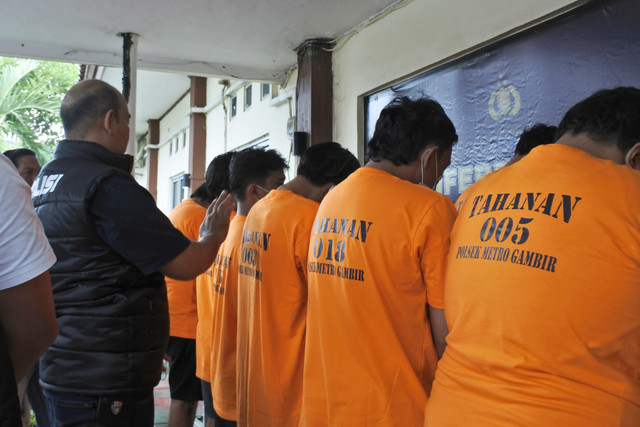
[
  {"x1": 332, "y1": 0, "x2": 579, "y2": 157},
  {"x1": 149, "y1": 75, "x2": 298, "y2": 213},
  {"x1": 205, "y1": 79, "x2": 228, "y2": 160},
  {"x1": 156, "y1": 96, "x2": 190, "y2": 214},
  {"x1": 226, "y1": 82, "x2": 295, "y2": 155},
  {"x1": 205, "y1": 100, "x2": 228, "y2": 162},
  {"x1": 204, "y1": 74, "x2": 297, "y2": 179},
  {"x1": 134, "y1": 163, "x2": 148, "y2": 188}
]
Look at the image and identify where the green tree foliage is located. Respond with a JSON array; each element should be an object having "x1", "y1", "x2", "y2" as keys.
[{"x1": 0, "y1": 57, "x2": 78, "y2": 162}]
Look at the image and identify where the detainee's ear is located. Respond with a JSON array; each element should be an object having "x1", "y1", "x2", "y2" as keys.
[
  {"x1": 624, "y1": 142, "x2": 640, "y2": 170},
  {"x1": 422, "y1": 146, "x2": 438, "y2": 166},
  {"x1": 421, "y1": 146, "x2": 439, "y2": 183},
  {"x1": 248, "y1": 183, "x2": 259, "y2": 199},
  {"x1": 248, "y1": 182, "x2": 267, "y2": 201}
]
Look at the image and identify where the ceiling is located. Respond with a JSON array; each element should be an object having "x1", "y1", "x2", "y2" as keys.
[
  {"x1": 0, "y1": 0, "x2": 400, "y2": 82},
  {"x1": 0, "y1": 0, "x2": 402, "y2": 140},
  {"x1": 99, "y1": 67, "x2": 192, "y2": 140}
]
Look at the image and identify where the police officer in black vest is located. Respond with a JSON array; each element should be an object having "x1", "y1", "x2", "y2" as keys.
[{"x1": 32, "y1": 80, "x2": 235, "y2": 426}]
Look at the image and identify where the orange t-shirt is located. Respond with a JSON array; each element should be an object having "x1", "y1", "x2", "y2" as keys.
[
  {"x1": 210, "y1": 214, "x2": 246, "y2": 421},
  {"x1": 300, "y1": 167, "x2": 456, "y2": 427},
  {"x1": 166, "y1": 198, "x2": 206, "y2": 339},
  {"x1": 425, "y1": 144, "x2": 640, "y2": 426},
  {"x1": 196, "y1": 210, "x2": 236, "y2": 382},
  {"x1": 195, "y1": 264, "x2": 214, "y2": 382},
  {"x1": 236, "y1": 190, "x2": 319, "y2": 427}
]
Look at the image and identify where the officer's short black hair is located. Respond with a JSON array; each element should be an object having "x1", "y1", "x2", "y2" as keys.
[{"x1": 61, "y1": 80, "x2": 122, "y2": 137}]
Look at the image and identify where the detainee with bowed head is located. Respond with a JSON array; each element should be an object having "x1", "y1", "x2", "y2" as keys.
[
  {"x1": 504, "y1": 123, "x2": 558, "y2": 166},
  {"x1": 165, "y1": 152, "x2": 236, "y2": 427},
  {"x1": 194, "y1": 152, "x2": 235, "y2": 427},
  {"x1": 426, "y1": 87, "x2": 640, "y2": 426},
  {"x1": 236, "y1": 142, "x2": 360, "y2": 427},
  {"x1": 299, "y1": 97, "x2": 458, "y2": 426},
  {"x1": 206, "y1": 147, "x2": 288, "y2": 426},
  {"x1": 32, "y1": 79, "x2": 235, "y2": 426}
]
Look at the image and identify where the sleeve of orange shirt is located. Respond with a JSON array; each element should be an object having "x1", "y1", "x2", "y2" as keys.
[
  {"x1": 179, "y1": 205, "x2": 206, "y2": 241},
  {"x1": 295, "y1": 229, "x2": 312, "y2": 282},
  {"x1": 166, "y1": 199, "x2": 207, "y2": 339},
  {"x1": 210, "y1": 215, "x2": 245, "y2": 421},
  {"x1": 417, "y1": 196, "x2": 457, "y2": 310}
]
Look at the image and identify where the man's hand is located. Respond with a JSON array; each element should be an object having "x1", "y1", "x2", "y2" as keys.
[
  {"x1": 161, "y1": 191, "x2": 236, "y2": 281},
  {"x1": 199, "y1": 190, "x2": 236, "y2": 245}
]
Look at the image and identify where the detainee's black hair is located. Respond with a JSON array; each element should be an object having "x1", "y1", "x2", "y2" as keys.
[
  {"x1": 367, "y1": 96, "x2": 458, "y2": 165},
  {"x1": 229, "y1": 147, "x2": 288, "y2": 201},
  {"x1": 297, "y1": 142, "x2": 360, "y2": 186},
  {"x1": 190, "y1": 183, "x2": 210, "y2": 201},
  {"x1": 557, "y1": 86, "x2": 640, "y2": 152},
  {"x1": 203, "y1": 151, "x2": 236, "y2": 202},
  {"x1": 514, "y1": 124, "x2": 558, "y2": 156}
]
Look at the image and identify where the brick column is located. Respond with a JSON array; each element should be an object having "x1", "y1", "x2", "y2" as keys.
[
  {"x1": 189, "y1": 76, "x2": 207, "y2": 193},
  {"x1": 296, "y1": 39, "x2": 334, "y2": 147}
]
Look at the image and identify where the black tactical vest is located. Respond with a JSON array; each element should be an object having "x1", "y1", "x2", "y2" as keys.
[{"x1": 32, "y1": 140, "x2": 169, "y2": 395}]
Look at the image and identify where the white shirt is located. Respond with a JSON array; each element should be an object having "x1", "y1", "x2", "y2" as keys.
[{"x1": 0, "y1": 155, "x2": 56, "y2": 291}]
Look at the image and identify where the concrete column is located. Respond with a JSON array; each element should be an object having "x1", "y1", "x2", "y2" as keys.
[
  {"x1": 189, "y1": 76, "x2": 207, "y2": 193},
  {"x1": 119, "y1": 32, "x2": 139, "y2": 159},
  {"x1": 147, "y1": 119, "x2": 159, "y2": 200},
  {"x1": 295, "y1": 39, "x2": 334, "y2": 147}
]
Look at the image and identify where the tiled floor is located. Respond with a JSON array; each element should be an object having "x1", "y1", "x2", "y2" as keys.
[
  {"x1": 153, "y1": 365, "x2": 204, "y2": 426},
  {"x1": 153, "y1": 375, "x2": 171, "y2": 425}
]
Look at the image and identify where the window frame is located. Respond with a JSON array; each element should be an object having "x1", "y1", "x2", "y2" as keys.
[
  {"x1": 244, "y1": 84, "x2": 253, "y2": 110},
  {"x1": 230, "y1": 95, "x2": 238, "y2": 118}
]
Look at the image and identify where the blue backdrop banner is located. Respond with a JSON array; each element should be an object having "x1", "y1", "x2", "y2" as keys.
[{"x1": 365, "y1": 0, "x2": 640, "y2": 201}]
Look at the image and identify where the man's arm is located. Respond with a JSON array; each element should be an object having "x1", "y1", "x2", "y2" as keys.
[
  {"x1": 0, "y1": 271, "x2": 58, "y2": 382},
  {"x1": 428, "y1": 305, "x2": 448, "y2": 359},
  {"x1": 420, "y1": 198, "x2": 456, "y2": 359},
  {"x1": 0, "y1": 155, "x2": 58, "y2": 382},
  {"x1": 160, "y1": 191, "x2": 236, "y2": 280},
  {"x1": 90, "y1": 175, "x2": 237, "y2": 280}
]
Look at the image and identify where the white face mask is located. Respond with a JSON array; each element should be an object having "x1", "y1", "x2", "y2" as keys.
[
  {"x1": 255, "y1": 184, "x2": 270, "y2": 199},
  {"x1": 419, "y1": 148, "x2": 438, "y2": 190}
]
